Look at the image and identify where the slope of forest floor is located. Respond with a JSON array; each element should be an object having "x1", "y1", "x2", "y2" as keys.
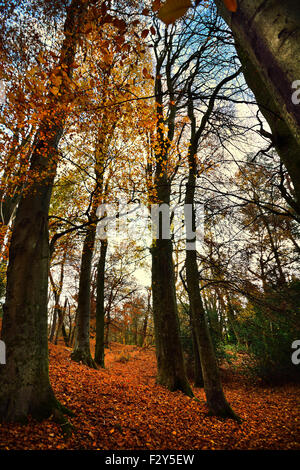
[{"x1": 0, "y1": 342, "x2": 299, "y2": 450}]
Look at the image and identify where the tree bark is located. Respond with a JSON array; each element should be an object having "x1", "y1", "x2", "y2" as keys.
[
  {"x1": 150, "y1": 147, "x2": 193, "y2": 397},
  {"x1": 0, "y1": 119, "x2": 70, "y2": 422},
  {"x1": 71, "y1": 219, "x2": 98, "y2": 369},
  {"x1": 150, "y1": 180, "x2": 192, "y2": 395},
  {"x1": 191, "y1": 316, "x2": 204, "y2": 387},
  {"x1": 94, "y1": 239, "x2": 108, "y2": 367},
  {"x1": 151, "y1": 237, "x2": 193, "y2": 396},
  {"x1": 0, "y1": 167, "x2": 62, "y2": 422}
]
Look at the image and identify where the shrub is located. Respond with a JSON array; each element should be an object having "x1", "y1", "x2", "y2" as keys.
[{"x1": 236, "y1": 281, "x2": 300, "y2": 384}]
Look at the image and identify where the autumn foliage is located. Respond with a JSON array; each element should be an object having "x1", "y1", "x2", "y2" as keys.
[{"x1": 0, "y1": 0, "x2": 300, "y2": 453}]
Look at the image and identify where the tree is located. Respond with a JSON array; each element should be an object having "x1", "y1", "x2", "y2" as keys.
[
  {"x1": 94, "y1": 239, "x2": 108, "y2": 366},
  {"x1": 69, "y1": 12, "x2": 152, "y2": 367},
  {"x1": 0, "y1": 0, "x2": 92, "y2": 423},
  {"x1": 213, "y1": 0, "x2": 300, "y2": 209},
  {"x1": 184, "y1": 70, "x2": 241, "y2": 419},
  {"x1": 148, "y1": 15, "x2": 207, "y2": 397},
  {"x1": 214, "y1": 0, "x2": 300, "y2": 144},
  {"x1": 155, "y1": 0, "x2": 300, "y2": 208}
]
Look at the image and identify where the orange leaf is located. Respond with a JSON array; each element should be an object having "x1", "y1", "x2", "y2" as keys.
[
  {"x1": 152, "y1": 0, "x2": 162, "y2": 12},
  {"x1": 223, "y1": 0, "x2": 238, "y2": 12},
  {"x1": 141, "y1": 29, "x2": 149, "y2": 39},
  {"x1": 157, "y1": 0, "x2": 191, "y2": 25},
  {"x1": 143, "y1": 68, "x2": 152, "y2": 79}
]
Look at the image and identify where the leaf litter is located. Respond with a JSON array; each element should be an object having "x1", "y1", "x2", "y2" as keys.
[{"x1": 0, "y1": 342, "x2": 299, "y2": 450}]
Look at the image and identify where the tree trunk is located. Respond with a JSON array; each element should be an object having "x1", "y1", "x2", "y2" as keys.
[
  {"x1": 94, "y1": 239, "x2": 108, "y2": 367},
  {"x1": 0, "y1": 120, "x2": 69, "y2": 422},
  {"x1": 139, "y1": 310, "x2": 149, "y2": 347},
  {"x1": 191, "y1": 317, "x2": 204, "y2": 388},
  {"x1": 71, "y1": 220, "x2": 97, "y2": 369},
  {"x1": 184, "y1": 146, "x2": 239, "y2": 419},
  {"x1": 215, "y1": 0, "x2": 300, "y2": 207},
  {"x1": 151, "y1": 236, "x2": 193, "y2": 396},
  {"x1": 69, "y1": 309, "x2": 78, "y2": 348},
  {"x1": 0, "y1": 173, "x2": 64, "y2": 422},
  {"x1": 185, "y1": 249, "x2": 240, "y2": 420},
  {"x1": 105, "y1": 309, "x2": 111, "y2": 347},
  {"x1": 148, "y1": 52, "x2": 193, "y2": 397},
  {"x1": 49, "y1": 307, "x2": 58, "y2": 343},
  {"x1": 61, "y1": 321, "x2": 69, "y2": 347},
  {"x1": 54, "y1": 298, "x2": 68, "y2": 345},
  {"x1": 49, "y1": 258, "x2": 66, "y2": 343},
  {"x1": 0, "y1": 0, "x2": 87, "y2": 423},
  {"x1": 72, "y1": 116, "x2": 111, "y2": 367}
]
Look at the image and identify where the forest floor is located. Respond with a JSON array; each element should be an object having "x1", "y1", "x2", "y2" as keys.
[{"x1": 0, "y1": 341, "x2": 299, "y2": 450}]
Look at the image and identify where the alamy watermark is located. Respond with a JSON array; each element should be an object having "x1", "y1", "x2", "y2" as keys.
[
  {"x1": 0, "y1": 79, "x2": 5, "y2": 105},
  {"x1": 0, "y1": 340, "x2": 6, "y2": 364},
  {"x1": 96, "y1": 200, "x2": 204, "y2": 250},
  {"x1": 291, "y1": 80, "x2": 300, "y2": 105},
  {"x1": 291, "y1": 340, "x2": 300, "y2": 365}
]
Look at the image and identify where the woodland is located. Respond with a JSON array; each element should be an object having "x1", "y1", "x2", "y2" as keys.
[{"x1": 0, "y1": 0, "x2": 299, "y2": 452}]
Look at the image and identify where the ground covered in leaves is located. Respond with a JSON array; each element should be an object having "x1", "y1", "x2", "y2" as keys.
[{"x1": 0, "y1": 342, "x2": 299, "y2": 450}]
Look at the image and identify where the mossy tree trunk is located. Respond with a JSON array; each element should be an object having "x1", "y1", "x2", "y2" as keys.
[{"x1": 0, "y1": 163, "x2": 65, "y2": 422}]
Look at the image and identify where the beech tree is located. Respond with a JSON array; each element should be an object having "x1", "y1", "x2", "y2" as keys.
[
  {"x1": 0, "y1": 0, "x2": 91, "y2": 423},
  {"x1": 184, "y1": 68, "x2": 241, "y2": 419},
  {"x1": 148, "y1": 15, "x2": 203, "y2": 398}
]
